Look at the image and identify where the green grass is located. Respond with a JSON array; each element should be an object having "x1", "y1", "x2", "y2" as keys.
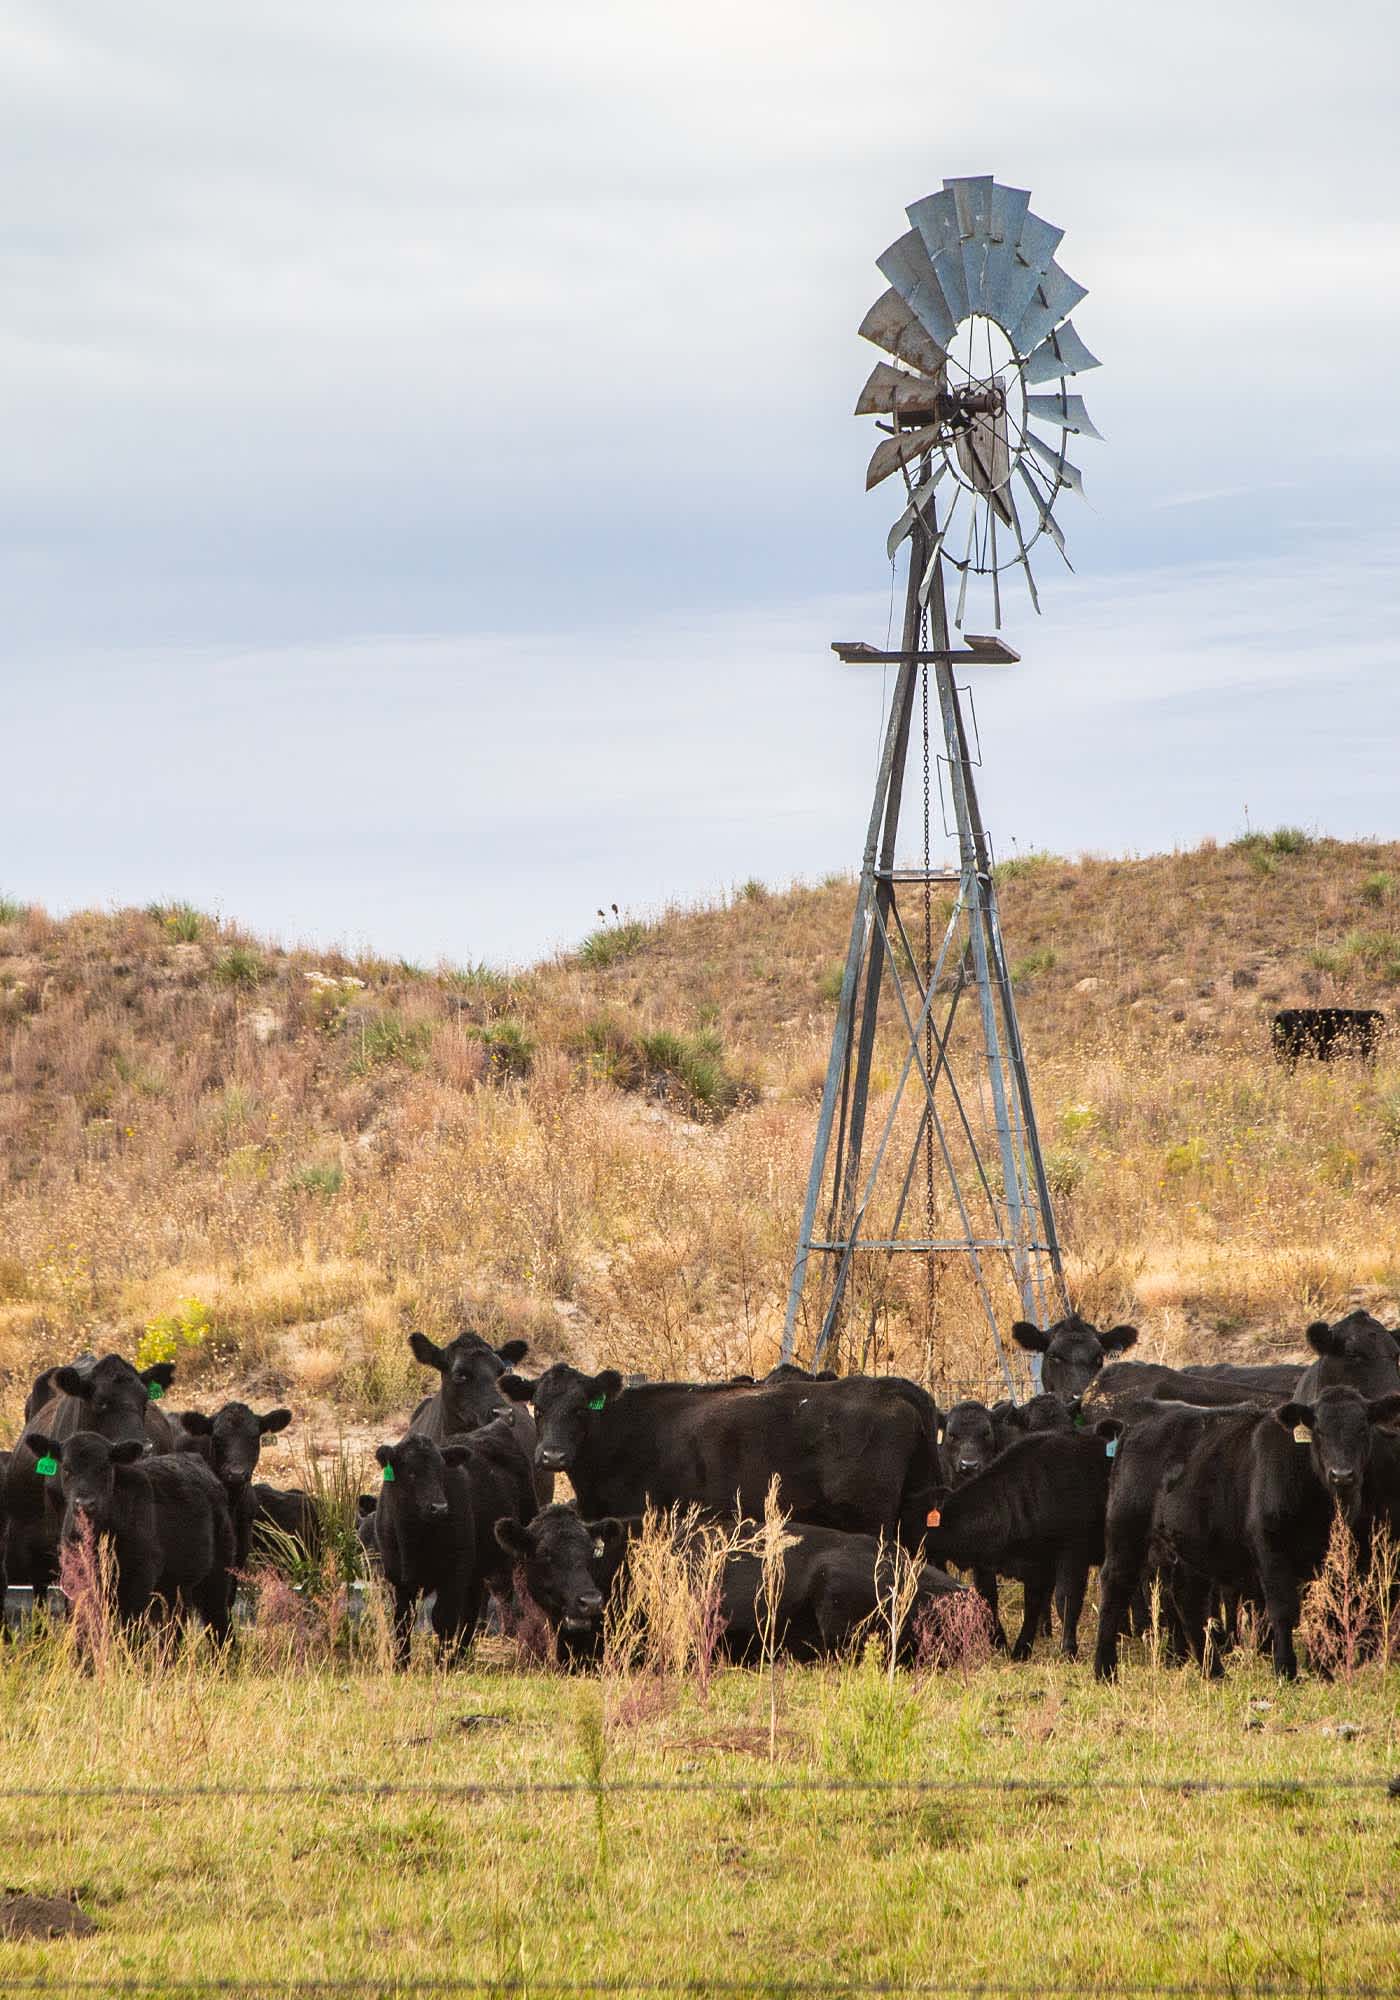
[
  {"x1": 346, "y1": 1010, "x2": 432, "y2": 1073},
  {"x1": 212, "y1": 945, "x2": 266, "y2": 987},
  {"x1": 0, "y1": 893, "x2": 28, "y2": 925},
  {"x1": 1010, "y1": 946, "x2": 1057, "y2": 983},
  {"x1": 468, "y1": 1017, "x2": 535, "y2": 1079},
  {"x1": 579, "y1": 920, "x2": 649, "y2": 969},
  {"x1": 0, "y1": 1642, "x2": 1395, "y2": 1990}
]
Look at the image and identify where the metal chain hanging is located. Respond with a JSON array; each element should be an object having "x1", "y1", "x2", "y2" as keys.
[{"x1": 919, "y1": 605, "x2": 938, "y2": 1373}]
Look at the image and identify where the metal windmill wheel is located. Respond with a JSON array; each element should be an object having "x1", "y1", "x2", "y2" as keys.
[
  {"x1": 783, "y1": 177, "x2": 1099, "y2": 1392},
  {"x1": 859, "y1": 174, "x2": 1100, "y2": 627}
]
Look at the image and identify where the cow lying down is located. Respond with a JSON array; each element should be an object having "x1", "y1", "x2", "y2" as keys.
[{"x1": 494, "y1": 1506, "x2": 963, "y2": 1665}]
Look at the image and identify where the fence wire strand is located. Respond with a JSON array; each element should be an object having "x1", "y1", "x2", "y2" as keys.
[{"x1": 1, "y1": 1982, "x2": 1400, "y2": 1998}]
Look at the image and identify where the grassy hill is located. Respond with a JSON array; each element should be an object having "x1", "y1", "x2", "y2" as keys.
[{"x1": 2, "y1": 832, "x2": 1399, "y2": 1437}]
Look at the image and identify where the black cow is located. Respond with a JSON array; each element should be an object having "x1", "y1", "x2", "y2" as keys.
[
  {"x1": 938, "y1": 1402, "x2": 998, "y2": 1486},
  {"x1": 1011, "y1": 1313, "x2": 1138, "y2": 1400},
  {"x1": 989, "y1": 1393, "x2": 1080, "y2": 1451},
  {"x1": 4, "y1": 1357, "x2": 178, "y2": 1592},
  {"x1": 923, "y1": 1426, "x2": 1121, "y2": 1660},
  {"x1": 1273, "y1": 1008, "x2": 1384, "y2": 1066},
  {"x1": 498, "y1": 1365, "x2": 939, "y2": 1549},
  {"x1": 494, "y1": 1506, "x2": 962, "y2": 1665},
  {"x1": 373, "y1": 1433, "x2": 481, "y2": 1668},
  {"x1": 1092, "y1": 1360, "x2": 1301, "y2": 1412},
  {"x1": 406, "y1": 1331, "x2": 551, "y2": 1503},
  {"x1": 1093, "y1": 1388, "x2": 1400, "y2": 1681},
  {"x1": 440, "y1": 1414, "x2": 538, "y2": 1606},
  {"x1": 355, "y1": 1492, "x2": 381, "y2": 1570},
  {"x1": 249, "y1": 1485, "x2": 321, "y2": 1561},
  {"x1": 26, "y1": 1429, "x2": 235, "y2": 1640},
  {"x1": 24, "y1": 1351, "x2": 97, "y2": 1423},
  {"x1": 174, "y1": 1404, "x2": 292, "y2": 1567},
  {"x1": 1295, "y1": 1311, "x2": 1400, "y2": 1401}
]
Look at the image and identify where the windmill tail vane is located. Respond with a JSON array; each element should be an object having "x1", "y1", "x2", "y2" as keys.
[{"x1": 782, "y1": 175, "x2": 1098, "y2": 1394}]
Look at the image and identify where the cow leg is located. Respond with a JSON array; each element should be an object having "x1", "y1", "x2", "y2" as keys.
[
  {"x1": 1055, "y1": 1557, "x2": 1089, "y2": 1660},
  {"x1": 1094, "y1": 1509, "x2": 1153, "y2": 1681},
  {"x1": 1012, "y1": 1571, "x2": 1052, "y2": 1662},
  {"x1": 1255, "y1": 1552, "x2": 1301, "y2": 1680},
  {"x1": 390, "y1": 1583, "x2": 416, "y2": 1669},
  {"x1": 433, "y1": 1581, "x2": 482, "y2": 1667},
  {"x1": 971, "y1": 1567, "x2": 1008, "y2": 1651}
]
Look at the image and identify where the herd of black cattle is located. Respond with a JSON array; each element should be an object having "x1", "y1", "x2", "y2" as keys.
[{"x1": 3, "y1": 1308, "x2": 1399, "y2": 1681}]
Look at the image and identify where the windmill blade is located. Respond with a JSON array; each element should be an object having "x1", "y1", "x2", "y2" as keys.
[
  {"x1": 978, "y1": 183, "x2": 1032, "y2": 327},
  {"x1": 953, "y1": 391, "x2": 1015, "y2": 529},
  {"x1": 886, "y1": 461, "x2": 949, "y2": 560},
  {"x1": 865, "y1": 424, "x2": 943, "y2": 492},
  {"x1": 1022, "y1": 320, "x2": 1100, "y2": 385},
  {"x1": 945, "y1": 174, "x2": 996, "y2": 314},
  {"x1": 1011, "y1": 262, "x2": 1089, "y2": 357},
  {"x1": 854, "y1": 361, "x2": 943, "y2": 419},
  {"x1": 858, "y1": 289, "x2": 948, "y2": 378},
  {"x1": 993, "y1": 209, "x2": 1065, "y2": 337},
  {"x1": 916, "y1": 488, "x2": 962, "y2": 604},
  {"x1": 906, "y1": 191, "x2": 969, "y2": 323},
  {"x1": 876, "y1": 230, "x2": 958, "y2": 350},
  {"x1": 1026, "y1": 432, "x2": 1085, "y2": 500},
  {"x1": 1002, "y1": 484, "x2": 1042, "y2": 614},
  {"x1": 1025, "y1": 392, "x2": 1104, "y2": 441},
  {"x1": 1016, "y1": 460, "x2": 1068, "y2": 560}
]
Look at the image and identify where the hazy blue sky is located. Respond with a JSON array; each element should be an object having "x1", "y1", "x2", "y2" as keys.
[{"x1": 4, "y1": 1, "x2": 1397, "y2": 964}]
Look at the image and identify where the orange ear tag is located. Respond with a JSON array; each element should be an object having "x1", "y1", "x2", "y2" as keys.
[{"x1": 925, "y1": 1507, "x2": 941, "y2": 1528}]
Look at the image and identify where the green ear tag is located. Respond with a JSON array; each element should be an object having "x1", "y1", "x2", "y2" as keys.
[
  {"x1": 381, "y1": 1464, "x2": 395, "y2": 1482},
  {"x1": 587, "y1": 1394, "x2": 606, "y2": 1412},
  {"x1": 147, "y1": 1380, "x2": 165, "y2": 1402},
  {"x1": 1105, "y1": 1438, "x2": 1118, "y2": 1460},
  {"x1": 35, "y1": 1455, "x2": 58, "y2": 1478}
]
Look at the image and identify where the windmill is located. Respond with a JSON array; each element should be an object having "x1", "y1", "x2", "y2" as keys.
[{"x1": 780, "y1": 176, "x2": 1101, "y2": 1391}]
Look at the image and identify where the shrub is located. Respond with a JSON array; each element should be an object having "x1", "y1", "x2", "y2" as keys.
[
  {"x1": 816, "y1": 961, "x2": 846, "y2": 1005},
  {"x1": 1011, "y1": 947, "x2": 1057, "y2": 983},
  {"x1": 738, "y1": 878, "x2": 769, "y2": 903},
  {"x1": 640, "y1": 1027, "x2": 749, "y2": 1116},
  {"x1": 993, "y1": 850, "x2": 1057, "y2": 882},
  {"x1": 347, "y1": 1011, "x2": 431, "y2": 1074},
  {"x1": 1163, "y1": 1137, "x2": 1207, "y2": 1177},
  {"x1": 469, "y1": 1019, "x2": 535, "y2": 1080},
  {"x1": 0, "y1": 894, "x2": 28, "y2": 925},
  {"x1": 1268, "y1": 826, "x2": 1310, "y2": 855},
  {"x1": 1042, "y1": 1148, "x2": 1086, "y2": 1197},
  {"x1": 137, "y1": 1296, "x2": 213, "y2": 1370},
  {"x1": 291, "y1": 1162, "x2": 344, "y2": 1199},
  {"x1": 214, "y1": 946, "x2": 266, "y2": 987},
  {"x1": 1361, "y1": 872, "x2": 1394, "y2": 908},
  {"x1": 1344, "y1": 929, "x2": 1400, "y2": 981},
  {"x1": 157, "y1": 903, "x2": 204, "y2": 942},
  {"x1": 579, "y1": 921, "x2": 648, "y2": 969}
]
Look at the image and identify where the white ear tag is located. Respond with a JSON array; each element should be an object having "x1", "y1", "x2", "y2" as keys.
[{"x1": 592, "y1": 1539, "x2": 606, "y2": 1560}]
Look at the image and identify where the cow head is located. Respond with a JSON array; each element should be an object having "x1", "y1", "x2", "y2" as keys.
[
  {"x1": 1303, "y1": 1312, "x2": 1400, "y2": 1396},
  {"x1": 46, "y1": 1355, "x2": 175, "y2": 1448},
  {"x1": 990, "y1": 1392, "x2": 1080, "y2": 1451},
  {"x1": 1012, "y1": 1313, "x2": 1138, "y2": 1399},
  {"x1": 374, "y1": 1434, "x2": 468, "y2": 1522},
  {"x1": 494, "y1": 1505, "x2": 626, "y2": 1631},
  {"x1": 177, "y1": 1403, "x2": 292, "y2": 1490},
  {"x1": 408, "y1": 1330, "x2": 530, "y2": 1421},
  {"x1": 27, "y1": 1430, "x2": 144, "y2": 1542},
  {"x1": 498, "y1": 1364, "x2": 624, "y2": 1474},
  {"x1": 938, "y1": 1402, "x2": 998, "y2": 1485},
  {"x1": 1276, "y1": 1387, "x2": 1400, "y2": 1525}
]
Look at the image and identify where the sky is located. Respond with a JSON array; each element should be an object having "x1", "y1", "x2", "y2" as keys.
[{"x1": 3, "y1": 0, "x2": 1398, "y2": 965}]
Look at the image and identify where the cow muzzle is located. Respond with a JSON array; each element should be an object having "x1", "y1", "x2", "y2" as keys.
[{"x1": 535, "y1": 1447, "x2": 566, "y2": 1471}]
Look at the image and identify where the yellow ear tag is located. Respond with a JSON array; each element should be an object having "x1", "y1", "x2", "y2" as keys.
[
  {"x1": 592, "y1": 1539, "x2": 606, "y2": 1559},
  {"x1": 1292, "y1": 1424, "x2": 1311, "y2": 1446}
]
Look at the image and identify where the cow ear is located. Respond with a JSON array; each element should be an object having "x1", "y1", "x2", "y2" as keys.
[
  {"x1": 442, "y1": 1445, "x2": 470, "y2": 1467},
  {"x1": 178, "y1": 1411, "x2": 214, "y2": 1436},
  {"x1": 259, "y1": 1408, "x2": 293, "y2": 1435},
  {"x1": 586, "y1": 1517, "x2": 627, "y2": 1552},
  {"x1": 1095, "y1": 1418, "x2": 1124, "y2": 1442},
  {"x1": 375, "y1": 1444, "x2": 395, "y2": 1469},
  {"x1": 54, "y1": 1367, "x2": 93, "y2": 1398},
  {"x1": 1305, "y1": 1320, "x2": 1340, "y2": 1357},
  {"x1": 27, "y1": 1432, "x2": 58, "y2": 1461},
  {"x1": 1101, "y1": 1325, "x2": 1139, "y2": 1354},
  {"x1": 1366, "y1": 1392, "x2": 1400, "y2": 1427},
  {"x1": 111, "y1": 1439, "x2": 145, "y2": 1465},
  {"x1": 141, "y1": 1363, "x2": 177, "y2": 1391},
  {"x1": 1276, "y1": 1401, "x2": 1314, "y2": 1432},
  {"x1": 494, "y1": 1517, "x2": 534, "y2": 1559},
  {"x1": 497, "y1": 1373, "x2": 538, "y2": 1403},
  {"x1": 1011, "y1": 1321, "x2": 1048, "y2": 1354},
  {"x1": 408, "y1": 1331, "x2": 446, "y2": 1372},
  {"x1": 496, "y1": 1339, "x2": 529, "y2": 1367},
  {"x1": 589, "y1": 1370, "x2": 624, "y2": 1403},
  {"x1": 815, "y1": 1369, "x2": 838, "y2": 1380}
]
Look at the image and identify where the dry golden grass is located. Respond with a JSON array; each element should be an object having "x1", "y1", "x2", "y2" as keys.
[{"x1": 3, "y1": 834, "x2": 1399, "y2": 1431}]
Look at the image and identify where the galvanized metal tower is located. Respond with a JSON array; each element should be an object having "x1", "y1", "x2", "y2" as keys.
[{"x1": 781, "y1": 175, "x2": 1101, "y2": 1387}]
